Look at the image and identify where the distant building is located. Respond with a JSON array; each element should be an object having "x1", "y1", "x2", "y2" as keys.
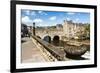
[
  {"x1": 63, "y1": 20, "x2": 86, "y2": 39},
  {"x1": 56, "y1": 24, "x2": 63, "y2": 29}
]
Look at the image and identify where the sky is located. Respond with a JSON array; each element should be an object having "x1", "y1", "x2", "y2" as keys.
[{"x1": 21, "y1": 9, "x2": 90, "y2": 27}]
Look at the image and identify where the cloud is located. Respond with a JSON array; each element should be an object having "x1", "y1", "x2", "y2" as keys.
[
  {"x1": 37, "y1": 23, "x2": 55, "y2": 27},
  {"x1": 23, "y1": 10, "x2": 36, "y2": 16},
  {"x1": 38, "y1": 11, "x2": 43, "y2": 14},
  {"x1": 37, "y1": 23, "x2": 49, "y2": 27},
  {"x1": 37, "y1": 23, "x2": 43, "y2": 26},
  {"x1": 24, "y1": 10, "x2": 30, "y2": 15},
  {"x1": 22, "y1": 16, "x2": 33, "y2": 24},
  {"x1": 67, "y1": 12, "x2": 75, "y2": 15},
  {"x1": 73, "y1": 18, "x2": 79, "y2": 23},
  {"x1": 38, "y1": 11, "x2": 47, "y2": 15},
  {"x1": 76, "y1": 18, "x2": 79, "y2": 21},
  {"x1": 49, "y1": 16, "x2": 56, "y2": 20},
  {"x1": 66, "y1": 18, "x2": 71, "y2": 21},
  {"x1": 31, "y1": 11, "x2": 36, "y2": 16},
  {"x1": 33, "y1": 18, "x2": 43, "y2": 23}
]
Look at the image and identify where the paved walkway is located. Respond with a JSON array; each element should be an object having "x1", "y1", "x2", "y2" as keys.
[{"x1": 21, "y1": 37, "x2": 48, "y2": 63}]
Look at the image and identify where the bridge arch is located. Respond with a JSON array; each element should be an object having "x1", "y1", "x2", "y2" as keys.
[
  {"x1": 43, "y1": 35, "x2": 51, "y2": 43},
  {"x1": 53, "y1": 35, "x2": 60, "y2": 46}
]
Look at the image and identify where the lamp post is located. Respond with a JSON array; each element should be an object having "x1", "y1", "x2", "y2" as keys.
[{"x1": 33, "y1": 22, "x2": 35, "y2": 36}]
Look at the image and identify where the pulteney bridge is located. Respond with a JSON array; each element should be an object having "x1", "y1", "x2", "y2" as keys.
[{"x1": 35, "y1": 28, "x2": 65, "y2": 45}]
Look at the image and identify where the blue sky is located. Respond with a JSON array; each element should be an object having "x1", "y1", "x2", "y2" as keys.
[{"x1": 21, "y1": 9, "x2": 90, "y2": 27}]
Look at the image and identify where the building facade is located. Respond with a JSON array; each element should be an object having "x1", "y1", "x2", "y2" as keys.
[{"x1": 63, "y1": 20, "x2": 86, "y2": 39}]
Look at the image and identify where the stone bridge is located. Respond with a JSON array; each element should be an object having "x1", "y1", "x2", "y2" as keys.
[{"x1": 35, "y1": 29, "x2": 65, "y2": 44}]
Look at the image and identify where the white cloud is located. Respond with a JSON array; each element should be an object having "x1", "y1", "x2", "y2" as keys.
[
  {"x1": 33, "y1": 18, "x2": 43, "y2": 23},
  {"x1": 37, "y1": 23, "x2": 55, "y2": 27},
  {"x1": 49, "y1": 16, "x2": 56, "y2": 20},
  {"x1": 37, "y1": 23, "x2": 42, "y2": 26},
  {"x1": 38, "y1": 11, "x2": 47, "y2": 15},
  {"x1": 25, "y1": 10, "x2": 30, "y2": 15},
  {"x1": 37, "y1": 23, "x2": 47, "y2": 27},
  {"x1": 38, "y1": 11, "x2": 42, "y2": 14},
  {"x1": 66, "y1": 18, "x2": 71, "y2": 21},
  {"x1": 22, "y1": 16, "x2": 33, "y2": 24},
  {"x1": 22, "y1": 16, "x2": 43, "y2": 26},
  {"x1": 76, "y1": 18, "x2": 79, "y2": 21},
  {"x1": 31, "y1": 11, "x2": 36, "y2": 16},
  {"x1": 23, "y1": 10, "x2": 36, "y2": 16},
  {"x1": 67, "y1": 12, "x2": 75, "y2": 15},
  {"x1": 73, "y1": 18, "x2": 79, "y2": 23}
]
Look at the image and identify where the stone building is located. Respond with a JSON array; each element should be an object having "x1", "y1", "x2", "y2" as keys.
[{"x1": 63, "y1": 20, "x2": 86, "y2": 39}]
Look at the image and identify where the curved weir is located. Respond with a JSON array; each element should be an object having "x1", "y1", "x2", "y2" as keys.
[{"x1": 64, "y1": 44, "x2": 89, "y2": 58}]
